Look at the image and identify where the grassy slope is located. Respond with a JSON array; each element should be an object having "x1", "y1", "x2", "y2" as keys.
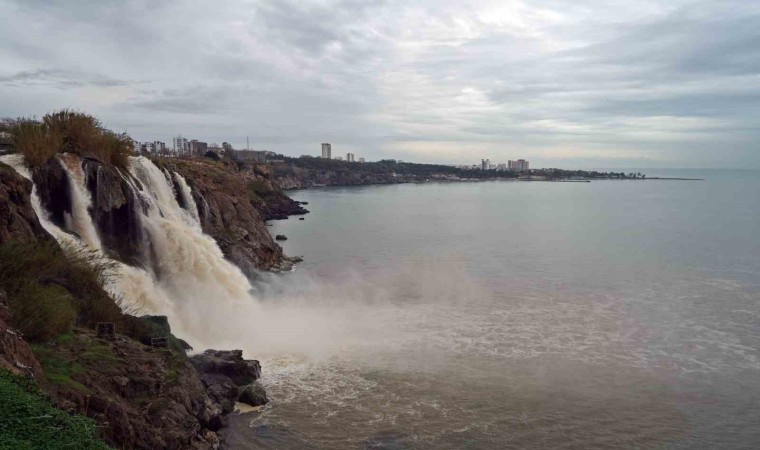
[{"x1": 0, "y1": 370, "x2": 110, "y2": 450}]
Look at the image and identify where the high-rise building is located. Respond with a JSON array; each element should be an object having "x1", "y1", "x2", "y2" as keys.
[
  {"x1": 189, "y1": 140, "x2": 208, "y2": 156},
  {"x1": 481, "y1": 159, "x2": 490, "y2": 170},
  {"x1": 321, "y1": 143, "x2": 332, "y2": 159},
  {"x1": 173, "y1": 136, "x2": 189, "y2": 156},
  {"x1": 508, "y1": 159, "x2": 529, "y2": 171},
  {"x1": 346, "y1": 152, "x2": 355, "y2": 162},
  {"x1": 154, "y1": 141, "x2": 167, "y2": 154}
]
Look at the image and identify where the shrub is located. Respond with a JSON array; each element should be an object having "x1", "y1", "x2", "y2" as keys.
[
  {"x1": 43, "y1": 110, "x2": 131, "y2": 170},
  {"x1": 92, "y1": 131, "x2": 132, "y2": 170},
  {"x1": 0, "y1": 370, "x2": 110, "y2": 449},
  {"x1": 1, "y1": 110, "x2": 132, "y2": 170},
  {"x1": 0, "y1": 240, "x2": 124, "y2": 341},
  {"x1": 43, "y1": 110, "x2": 101, "y2": 154},
  {"x1": 0, "y1": 118, "x2": 62, "y2": 167},
  {"x1": 8, "y1": 283, "x2": 78, "y2": 342}
]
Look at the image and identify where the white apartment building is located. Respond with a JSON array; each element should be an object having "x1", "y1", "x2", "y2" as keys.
[
  {"x1": 173, "y1": 136, "x2": 189, "y2": 156},
  {"x1": 321, "y1": 143, "x2": 332, "y2": 159},
  {"x1": 346, "y1": 152, "x2": 355, "y2": 162}
]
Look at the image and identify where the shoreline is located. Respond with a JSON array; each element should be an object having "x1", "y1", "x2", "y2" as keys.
[{"x1": 280, "y1": 176, "x2": 705, "y2": 191}]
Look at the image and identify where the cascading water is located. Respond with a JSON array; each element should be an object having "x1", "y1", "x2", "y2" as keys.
[
  {"x1": 0, "y1": 153, "x2": 258, "y2": 348},
  {"x1": 173, "y1": 172, "x2": 201, "y2": 225},
  {"x1": 126, "y1": 156, "x2": 257, "y2": 341},
  {"x1": 59, "y1": 153, "x2": 103, "y2": 251}
]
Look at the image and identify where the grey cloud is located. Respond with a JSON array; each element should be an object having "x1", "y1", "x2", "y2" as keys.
[{"x1": 0, "y1": 68, "x2": 131, "y2": 89}]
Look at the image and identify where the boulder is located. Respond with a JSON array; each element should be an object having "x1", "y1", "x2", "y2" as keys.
[
  {"x1": 238, "y1": 382, "x2": 268, "y2": 407},
  {"x1": 190, "y1": 349, "x2": 261, "y2": 386},
  {"x1": 275, "y1": 234, "x2": 287, "y2": 241},
  {"x1": 199, "y1": 373, "x2": 238, "y2": 415}
]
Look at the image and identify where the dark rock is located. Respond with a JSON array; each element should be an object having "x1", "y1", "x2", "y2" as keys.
[
  {"x1": 190, "y1": 349, "x2": 261, "y2": 386},
  {"x1": 275, "y1": 234, "x2": 287, "y2": 241},
  {"x1": 200, "y1": 373, "x2": 238, "y2": 414},
  {"x1": 81, "y1": 158, "x2": 145, "y2": 266},
  {"x1": 0, "y1": 162, "x2": 51, "y2": 244},
  {"x1": 238, "y1": 382, "x2": 268, "y2": 407},
  {"x1": 129, "y1": 315, "x2": 191, "y2": 356},
  {"x1": 299, "y1": 217, "x2": 305, "y2": 220},
  {"x1": 31, "y1": 158, "x2": 71, "y2": 229},
  {"x1": 36, "y1": 327, "x2": 222, "y2": 450}
]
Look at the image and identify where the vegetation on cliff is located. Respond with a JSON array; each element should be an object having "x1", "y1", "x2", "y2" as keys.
[
  {"x1": 0, "y1": 241, "x2": 123, "y2": 342},
  {"x1": 1, "y1": 110, "x2": 131, "y2": 170},
  {"x1": 0, "y1": 370, "x2": 110, "y2": 450}
]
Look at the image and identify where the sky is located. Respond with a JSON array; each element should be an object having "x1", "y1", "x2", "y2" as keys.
[{"x1": 1, "y1": 0, "x2": 759, "y2": 169}]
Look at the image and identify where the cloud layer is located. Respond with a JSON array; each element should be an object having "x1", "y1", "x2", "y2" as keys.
[{"x1": 1, "y1": 0, "x2": 758, "y2": 168}]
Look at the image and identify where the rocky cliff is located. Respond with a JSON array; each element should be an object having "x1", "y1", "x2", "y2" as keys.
[
  {"x1": 0, "y1": 155, "x2": 295, "y2": 449},
  {"x1": 154, "y1": 158, "x2": 307, "y2": 275},
  {"x1": 0, "y1": 163, "x2": 50, "y2": 244}
]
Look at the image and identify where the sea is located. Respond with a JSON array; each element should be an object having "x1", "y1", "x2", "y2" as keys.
[{"x1": 222, "y1": 169, "x2": 760, "y2": 449}]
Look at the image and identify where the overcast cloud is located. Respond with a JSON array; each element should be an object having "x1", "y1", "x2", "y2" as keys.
[{"x1": 1, "y1": 0, "x2": 758, "y2": 168}]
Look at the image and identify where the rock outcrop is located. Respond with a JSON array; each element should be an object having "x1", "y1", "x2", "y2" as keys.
[
  {"x1": 155, "y1": 158, "x2": 306, "y2": 275},
  {"x1": 190, "y1": 349, "x2": 268, "y2": 412},
  {"x1": 0, "y1": 162, "x2": 51, "y2": 244},
  {"x1": 34, "y1": 328, "x2": 223, "y2": 449},
  {"x1": 81, "y1": 157, "x2": 146, "y2": 266}
]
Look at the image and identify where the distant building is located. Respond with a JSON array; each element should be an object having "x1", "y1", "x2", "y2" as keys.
[
  {"x1": 189, "y1": 140, "x2": 207, "y2": 156},
  {"x1": 508, "y1": 159, "x2": 529, "y2": 171},
  {"x1": 321, "y1": 143, "x2": 332, "y2": 159},
  {"x1": 173, "y1": 136, "x2": 189, "y2": 156},
  {"x1": 481, "y1": 159, "x2": 490, "y2": 170},
  {"x1": 358, "y1": 157, "x2": 365, "y2": 163},
  {"x1": 233, "y1": 150, "x2": 266, "y2": 163},
  {"x1": 496, "y1": 163, "x2": 507, "y2": 171},
  {"x1": 334, "y1": 156, "x2": 343, "y2": 161},
  {"x1": 346, "y1": 152, "x2": 355, "y2": 162},
  {"x1": 154, "y1": 141, "x2": 167, "y2": 154}
]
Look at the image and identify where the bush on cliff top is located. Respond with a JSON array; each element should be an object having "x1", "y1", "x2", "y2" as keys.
[
  {"x1": 0, "y1": 240, "x2": 124, "y2": 342},
  {"x1": 0, "y1": 370, "x2": 110, "y2": 450},
  {"x1": 1, "y1": 110, "x2": 131, "y2": 170},
  {"x1": 0, "y1": 119, "x2": 62, "y2": 168}
]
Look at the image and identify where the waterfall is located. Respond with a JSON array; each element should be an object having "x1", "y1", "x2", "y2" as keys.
[
  {"x1": 127, "y1": 156, "x2": 256, "y2": 339},
  {"x1": 173, "y1": 172, "x2": 201, "y2": 225},
  {"x1": 1, "y1": 153, "x2": 258, "y2": 347},
  {"x1": 59, "y1": 154, "x2": 103, "y2": 251}
]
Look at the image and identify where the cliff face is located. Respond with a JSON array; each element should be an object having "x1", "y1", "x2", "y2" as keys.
[
  {"x1": 0, "y1": 156, "x2": 284, "y2": 449},
  {"x1": 0, "y1": 163, "x2": 50, "y2": 244},
  {"x1": 33, "y1": 328, "x2": 223, "y2": 449},
  {"x1": 155, "y1": 158, "x2": 306, "y2": 275}
]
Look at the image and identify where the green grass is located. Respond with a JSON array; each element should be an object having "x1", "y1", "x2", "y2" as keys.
[
  {"x1": 0, "y1": 370, "x2": 110, "y2": 449},
  {"x1": 29, "y1": 343, "x2": 90, "y2": 394}
]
